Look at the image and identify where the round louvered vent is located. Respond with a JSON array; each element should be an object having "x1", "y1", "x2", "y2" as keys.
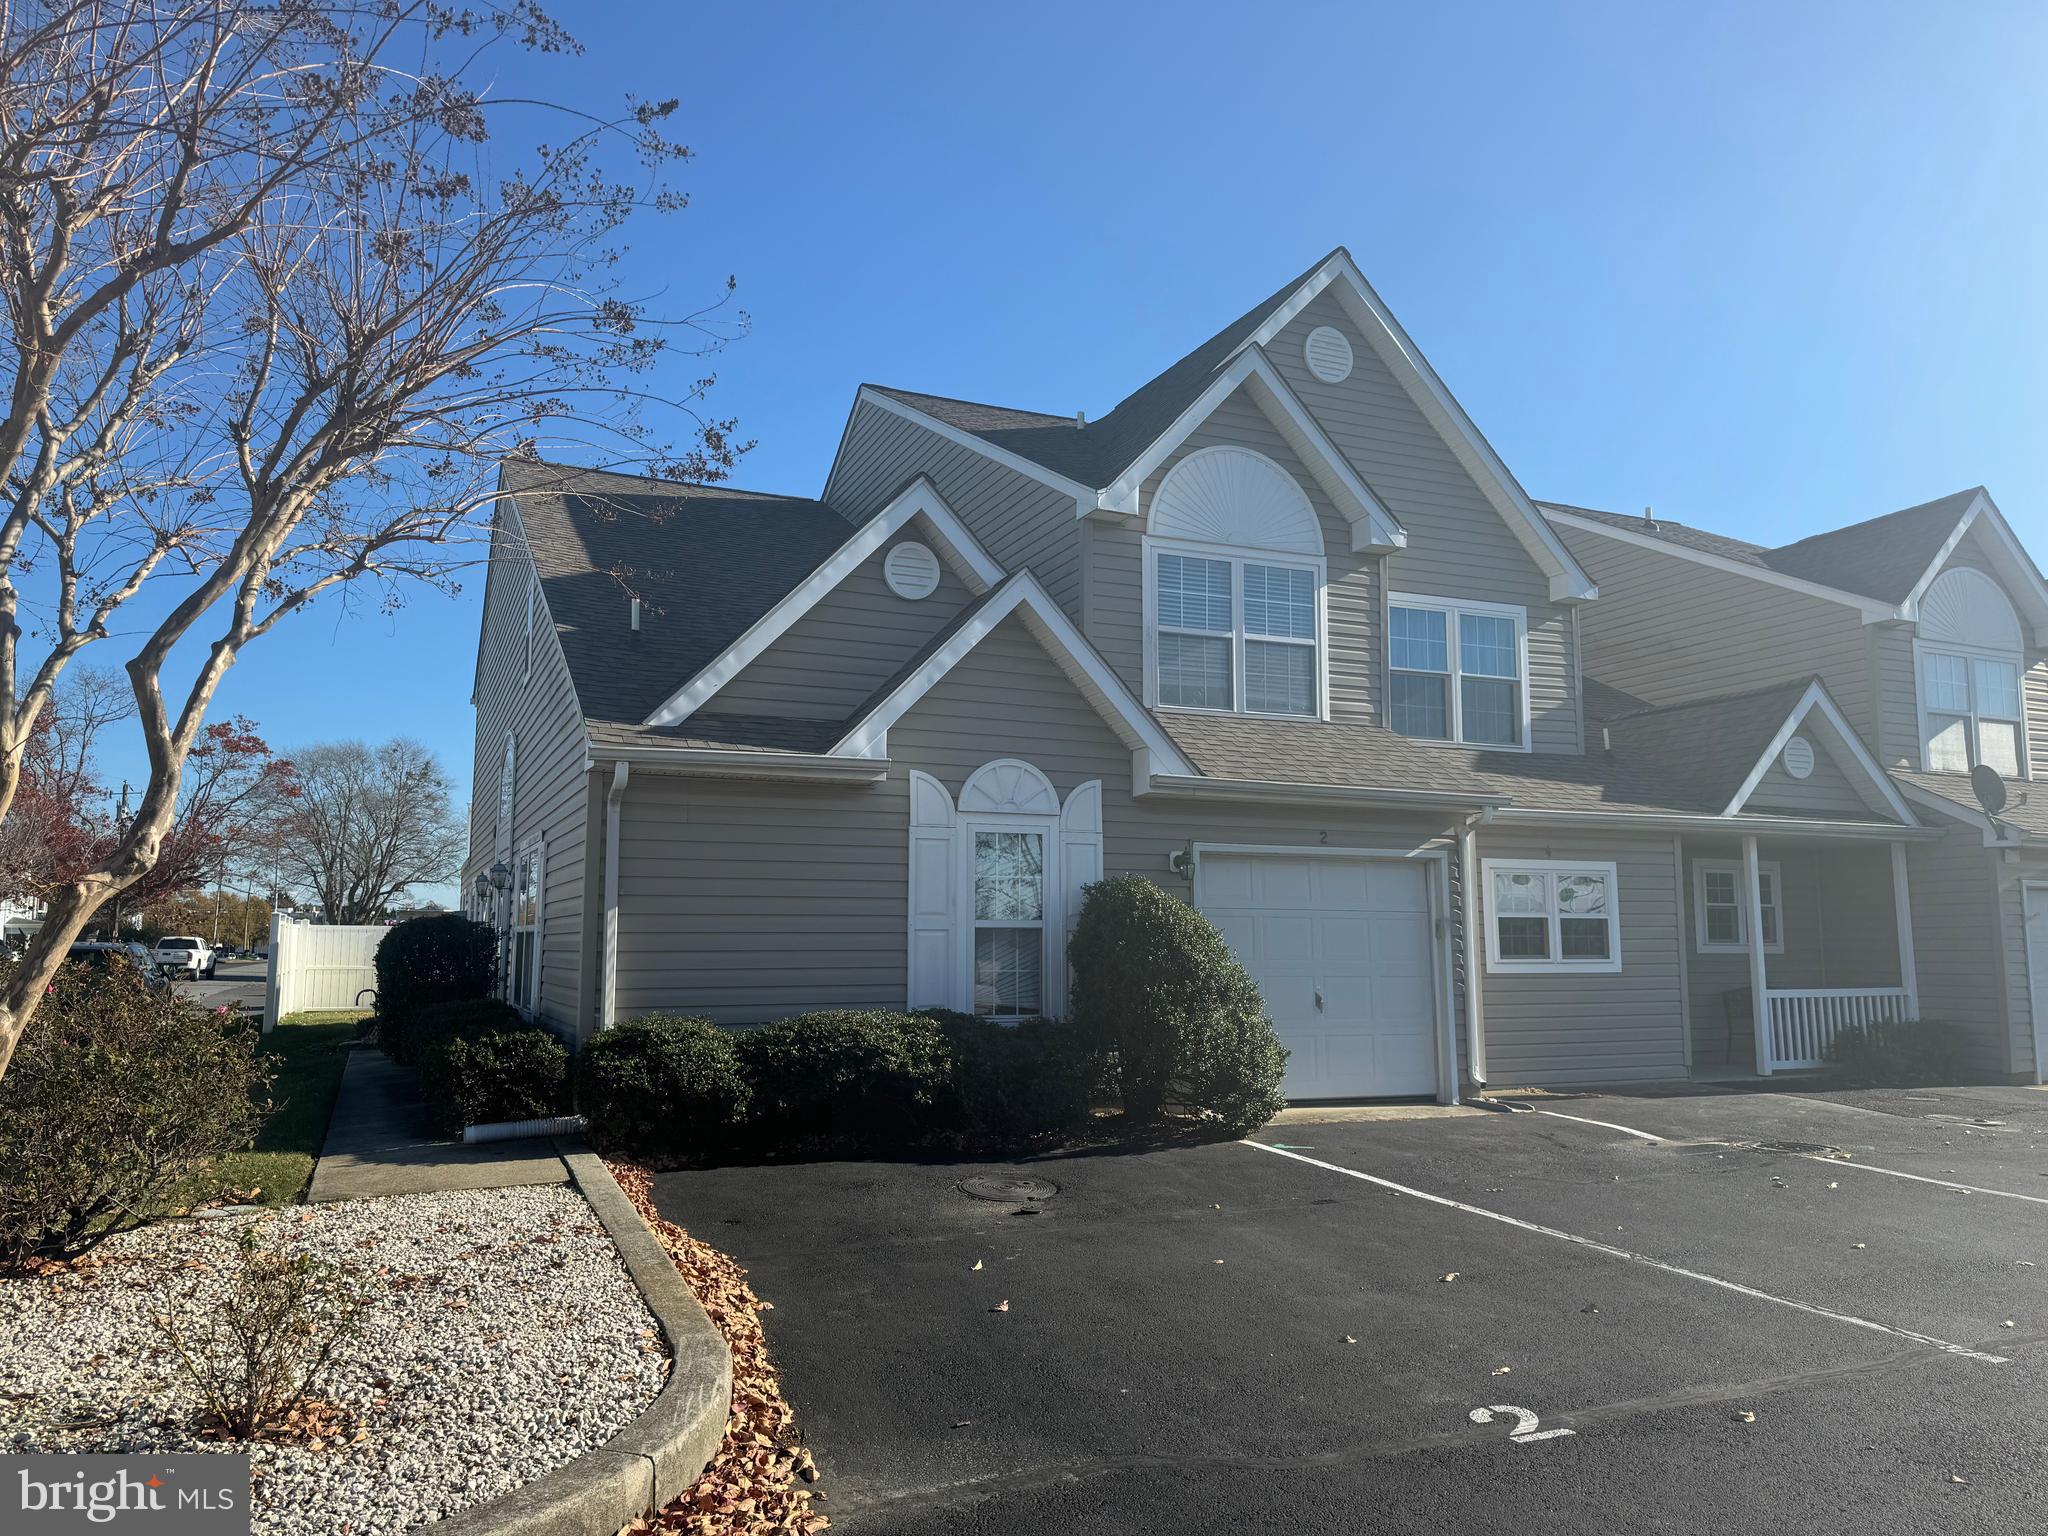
[
  {"x1": 884, "y1": 540, "x2": 941, "y2": 600},
  {"x1": 1782, "y1": 736, "x2": 1815, "y2": 780},
  {"x1": 1304, "y1": 325, "x2": 1354, "y2": 384}
]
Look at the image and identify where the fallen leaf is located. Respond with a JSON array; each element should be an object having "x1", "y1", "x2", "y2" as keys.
[
  {"x1": 1491, "y1": 1366, "x2": 1511, "y2": 1376},
  {"x1": 1213, "y1": 1259, "x2": 1225, "y2": 1265},
  {"x1": 1735, "y1": 1410, "x2": 1756, "y2": 1423},
  {"x1": 2003, "y1": 1321, "x2": 2015, "y2": 1329},
  {"x1": 970, "y1": 1260, "x2": 983, "y2": 1271},
  {"x1": 1440, "y1": 1272, "x2": 1459, "y2": 1283},
  {"x1": 1342, "y1": 1335, "x2": 1358, "y2": 1344},
  {"x1": 1853, "y1": 1243, "x2": 1867, "y2": 1251},
  {"x1": 1949, "y1": 1474, "x2": 1968, "y2": 1485},
  {"x1": 1827, "y1": 1182, "x2": 1839, "y2": 1190},
  {"x1": 991, "y1": 1300, "x2": 1009, "y2": 1313},
  {"x1": 952, "y1": 1420, "x2": 971, "y2": 1428}
]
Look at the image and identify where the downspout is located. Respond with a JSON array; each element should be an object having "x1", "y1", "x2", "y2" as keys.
[
  {"x1": 1459, "y1": 815, "x2": 1489, "y2": 1090},
  {"x1": 601, "y1": 761, "x2": 630, "y2": 1032}
]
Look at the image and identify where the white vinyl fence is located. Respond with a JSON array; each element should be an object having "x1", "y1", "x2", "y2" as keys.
[{"x1": 263, "y1": 913, "x2": 384, "y2": 1030}]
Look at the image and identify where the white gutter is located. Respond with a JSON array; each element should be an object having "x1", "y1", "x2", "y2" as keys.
[
  {"x1": 587, "y1": 745, "x2": 889, "y2": 784},
  {"x1": 601, "y1": 761, "x2": 629, "y2": 1032},
  {"x1": 1486, "y1": 808, "x2": 1942, "y2": 841},
  {"x1": 1138, "y1": 771, "x2": 1508, "y2": 814}
]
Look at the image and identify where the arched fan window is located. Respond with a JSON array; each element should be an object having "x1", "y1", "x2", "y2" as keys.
[{"x1": 1917, "y1": 566, "x2": 2026, "y2": 776}]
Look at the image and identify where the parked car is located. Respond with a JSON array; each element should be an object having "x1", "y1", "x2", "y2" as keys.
[
  {"x1": 66, "y1": 940, "x2": 169, "y2": 989},
  {"x1": 152, "y1": 934, "x2": 217, "y2": 979}
]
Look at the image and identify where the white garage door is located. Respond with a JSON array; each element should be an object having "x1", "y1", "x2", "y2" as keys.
[{"x1": 1197, "y1": 852, "x2": 1440, "y2": 1100}]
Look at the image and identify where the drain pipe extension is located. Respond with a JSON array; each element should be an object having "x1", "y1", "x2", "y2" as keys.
[{"x1": 601, "y1": 760, "x2": 630, "y2": 1032}]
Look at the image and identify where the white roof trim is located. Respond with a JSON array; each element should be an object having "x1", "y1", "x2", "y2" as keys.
[
  {"x1": 1246, "y1": 252, "x2": 1596, "y2": 602},
  {"x1": 583, "y1": 743, "x2": 890, "y2": 783},
  {"x1": 1543, "y1": 506, "x2": 1901, "y2": 622},
  {"x1": 850, "y1": 387, "x2": 1096, "y2": 510},
  {"x1": 640, "y1": 477, "x2": 1006, "y2": 729},
  {"x1": 1896, "y1": 492, "x2": 2048, "y2": 645},
  {"x1": 1896, "y1": 779, "x2": 2023, "y2": 848},
  {"x1": 1720, "y1": 680, "x2": 1917, "y2": 826},
  {"x1": 830, "y1": 571, "x2": 1199, "y2": 775},
  {"x1": 1093, "y1": 348, "x2": 1405, "y2": 553},
  {"x1": 1486, "y1": 807, "x2": 1940, "y2": 841}
]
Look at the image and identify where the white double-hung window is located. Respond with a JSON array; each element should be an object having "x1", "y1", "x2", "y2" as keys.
[
  {"x1": 1387, "y1": 594, "x2": 1528, "y2": 748},
  {"x1": 1154, "y1": 549, "x2": 1321, "y2": 717},
  {"x1": 1694, "y1": 860, "x2": 1783, "y2": 953},
  {"x1": 1481, "y1": 859, "x2": 1621, "y2": 974},
  {"x1": 1915, "y1": 565, "x2": 2029, "y2": 778},
  {"x1": 971, "y1": 828, "x2": 1046, "y2": 1018}
]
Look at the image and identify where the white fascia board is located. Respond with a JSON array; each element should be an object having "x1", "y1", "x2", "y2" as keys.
[
  {"x1": 855, "y1": 387, "x2": 1096, "y2": 511},
  {"x1": 1544, "y1": 507, "x2": 1902, "y2": 623},
  {"x1": 1137, "y1": 772, "x2": 1507, "y2": 813},
  {"x1": 1896, "y1": 780, "x2": 2023, "y2": 848},
  {"x1": 1252, "y1": 253, "x2": 1596, "y2": 602},
  {"x1": 640, "y1": 477, "x2": 1005, "y2": 729},
  {"x1": 830, "y1": 572, "x2": 1199, "y2": 775},
  {"x1": 585, "y1": 744, "x2": 889, "y2": 783},
  {"x1": 1897, "y1": 493, "x2": 2048, "y2": 646},
  {"x1": 1486, "y1": 807, "x2": 1942, "y2": 842},
  {"x1": 1092, "y1": 349, "x2": 1405, "y2": 551},
  {"x1": 1720, "y1": 680, "x2": 1918, "y2": 826}
]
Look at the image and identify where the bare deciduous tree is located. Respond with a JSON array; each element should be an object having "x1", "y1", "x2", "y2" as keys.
[
  {"x1": 273, "y1": 737, "x2": 461, "y2": 923},
  {"x1": 0, "y1": 0, "x2": 744, "y2": 1078}
]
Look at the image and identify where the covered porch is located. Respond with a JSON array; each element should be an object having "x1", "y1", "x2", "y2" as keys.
[{"x1": 1681, "y1": 832, "x2": 1920, "y2": 1076}]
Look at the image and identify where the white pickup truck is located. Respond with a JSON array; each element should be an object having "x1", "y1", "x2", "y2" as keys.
[{"x1": 153, "y1": 934, "x2": 218, "y2": 979}]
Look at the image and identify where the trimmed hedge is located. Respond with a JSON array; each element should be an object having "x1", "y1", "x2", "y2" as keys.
[
  {"x1": 576, "y1": 1007, "x2": 1103, "y2": 1161},
  {"x1": 374, "y1": 915, "x2": 496, "y2": 1064},
  {"x1": 412, "y1": 999, "x2": 568, "y2": 1134},
  {"x1": 1825, "y1": 1018, "x2": 1960, "y2": 1088},
  {"x1": 735, "y1": 1010, "x2": 954, "y2": 1149},
  {"x1": 928, "y1": 1011, "x2": 1098, "y2": 1148},
  {"x1": 578, "y1": 1015, "x2": 751, "y2": 1162},
  {"x1": 1067, "y1": 875, "x2": 1288, "y2": 1134}
]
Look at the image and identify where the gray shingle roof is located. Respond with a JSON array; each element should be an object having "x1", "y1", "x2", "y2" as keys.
[
  {"x1": 1543, "y1": 489, "x2": 1989, "y2": 605},
  {"x1": 1894, "y1": 769, "x2": 2048, "y2": 839},
  {"x1": 869, "y1": 249, "x2": 1341, "y2": 491},
  {"x1": 1156, "y1": 676, "x2": 1866, "y2": 819},
  {"x1": 505, "y1": 459, "x2": 854, "y2": 729}
]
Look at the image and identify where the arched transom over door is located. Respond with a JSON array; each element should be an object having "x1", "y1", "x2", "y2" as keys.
[{"x1": 907, "y1": 761, "x2": 1102, "y2": 1019}]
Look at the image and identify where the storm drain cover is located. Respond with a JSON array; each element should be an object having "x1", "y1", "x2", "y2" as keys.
[
  {"x1": 958, "y1": 1175, "x2": 1058, "y2": 1203},
  {"x1": 1751, "y1": 1140, "x2": 1848, "y2": 1157}
]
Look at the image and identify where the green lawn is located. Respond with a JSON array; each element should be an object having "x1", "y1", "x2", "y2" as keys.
[{"x1": 176, "y1": 1010, "x2": 367, "y2": 1209}]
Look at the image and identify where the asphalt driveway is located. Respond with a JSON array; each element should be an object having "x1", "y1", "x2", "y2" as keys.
[{"x1": 650, "y1": 1082, "x2": 2048, "y2": 1534}]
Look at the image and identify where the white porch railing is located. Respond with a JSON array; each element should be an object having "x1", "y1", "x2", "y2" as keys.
[{"x1": 1765, "y1": 987, "x2": 1912, "y2": 1070}]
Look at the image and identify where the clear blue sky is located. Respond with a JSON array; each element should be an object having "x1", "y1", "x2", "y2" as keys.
[{"x1": 94, "y1": 0, "x2": 2048, "y2": 900}]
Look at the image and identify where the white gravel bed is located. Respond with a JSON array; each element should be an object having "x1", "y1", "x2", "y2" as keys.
[{"x1": 0, "y1": 1184, "x2": 670, "y2": 1534}]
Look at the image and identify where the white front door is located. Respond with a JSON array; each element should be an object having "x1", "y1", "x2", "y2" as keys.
[{"x1": 1197, "y1": 852, "x2": 1440, "y2": 1099}]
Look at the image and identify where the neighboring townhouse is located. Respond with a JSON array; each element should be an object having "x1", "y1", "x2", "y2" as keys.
[
  {"x1": 463, "y1": 248, "x2": 1997, "y2": 1103},
  {"x1": 1547, "y1": 493, "x2": 2048, "y2": 1081}
]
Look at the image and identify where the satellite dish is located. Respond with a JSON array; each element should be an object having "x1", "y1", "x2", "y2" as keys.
[{"x1": 1971, "y1": 763, "x2": 2008, "y2": 818}]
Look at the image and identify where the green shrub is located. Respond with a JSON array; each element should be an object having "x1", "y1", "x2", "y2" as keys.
[
  {"x1": 411, "y1": 999, "x2": 565, "y2": 1133},
  {"x1": 373, "y1": 915, "x2": 497, "y2": 1063},
  {"x1": 736, "y1": 1010, "x2": 953, "y2": 1149},
  {"x1": 578, "y1": 1015, "x2": 751, "y2": 1162},
  {"x1": 0, "y1": 962, "x2": 269, "y2": 1270},
  {"x1": 1067, "y1": 875, "x2": 1288, "y2": 1134},
  {"x1": 1825, "y1": 1018, "x2": 1960, "y2": 1088},
  {"x1": 930, "y1": 1011, "x2": 1099, "y2": 1146}
]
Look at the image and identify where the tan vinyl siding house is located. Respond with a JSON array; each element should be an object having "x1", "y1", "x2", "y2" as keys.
[{"x1": 464, "y1": 248, "x2": 2048, "y2": 1107}]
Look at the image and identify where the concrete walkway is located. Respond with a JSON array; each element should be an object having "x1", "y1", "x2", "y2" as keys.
[{"x1": 309, "y1": 1046, "x2": 570, "y2": 1203}]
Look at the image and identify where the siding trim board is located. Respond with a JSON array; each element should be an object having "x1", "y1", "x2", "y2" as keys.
[
  {"x1": 643, "y1": 477, "x2": 1006, "y2": 729},
  {"x1": 842, "y1": 387, "x2": 1096, "y2": 508}
]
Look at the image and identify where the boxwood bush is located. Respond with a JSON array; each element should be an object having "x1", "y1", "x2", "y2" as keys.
[
  {"x1": 1067, "y1": 875, "x2": 1288, "y2": 1134},
  {"x1": 374, "y1": 915, "x2": 497, "y2": 1064},
  {"x1": 928, "y1": 1010, "x2": 1099, "y2": 1147},
  {"x1": 735, "y1": 1010, "x2": 954, "y2": 1150},
  {"x1": 412, "y1": 999, "x2": 568, "y2": 1134},
  {"x1": 0, "y1": 961, "x2": 268, "y2": 1270},
  {"x1": 578, "y1": 1015, "x2": 751, "y2": 1162}
]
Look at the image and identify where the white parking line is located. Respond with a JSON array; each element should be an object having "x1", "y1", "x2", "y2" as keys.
[
  {"x1": 1533, "y1": 1108, "x2": 1666, "y2": 1143},
  {"x1": 1241, "y1": 1140, "x2": 2008, "y2": 1366},
  {"x1": 1538, "y1": 1104, "x2": 2048, "y2": 1208}
]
